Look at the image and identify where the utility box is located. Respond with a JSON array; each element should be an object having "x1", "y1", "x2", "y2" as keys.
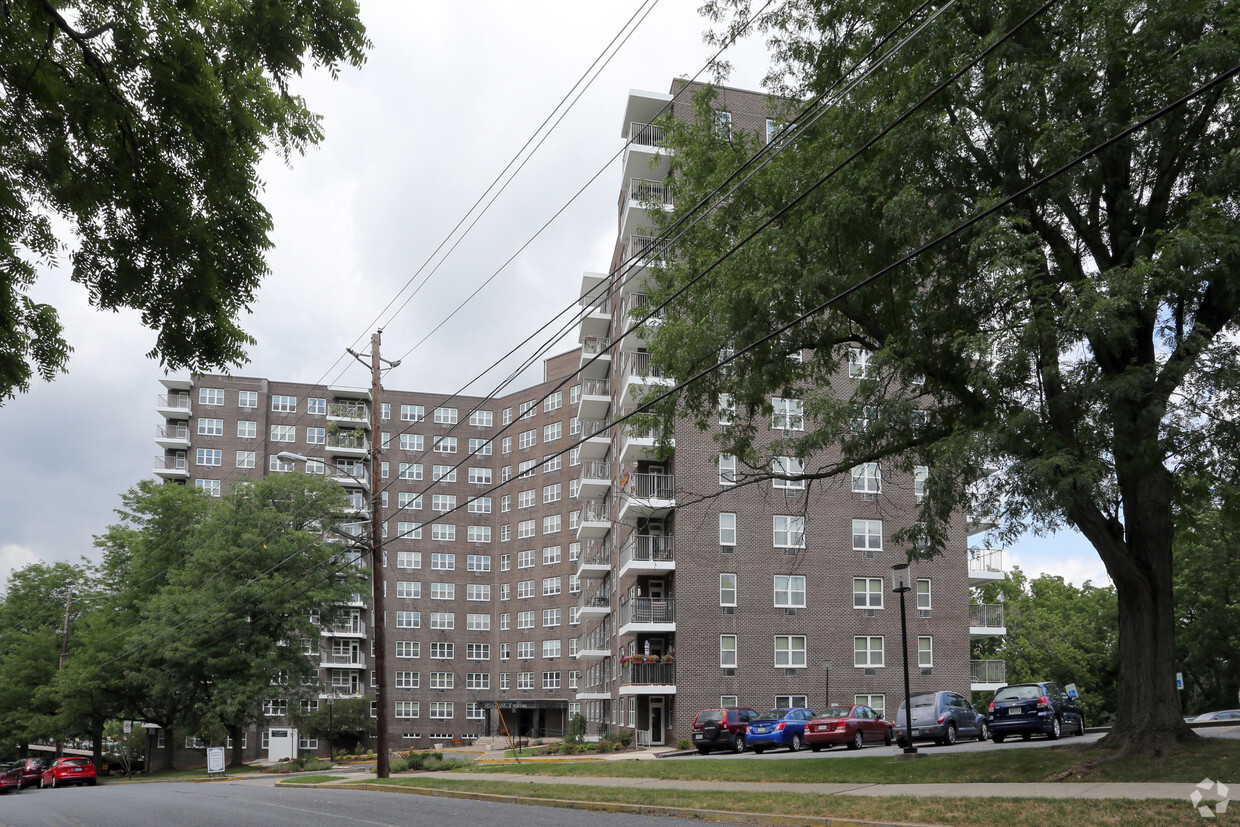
[{"x1": 267, "y1": 728, "x2": 299, "y2": 763}]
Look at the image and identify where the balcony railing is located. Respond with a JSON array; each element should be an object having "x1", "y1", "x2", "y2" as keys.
[
  {"x1": 579, "y1": 587, "x2": 611, "y2": 611},
  {"x1": 629, "y1": 122, "x2": 666, "y2": 148},
  {"x1": 327, "y1": 433, "x2": 368, "y2": 451},
  {"x1": 328, "y1": 401, "x2": 369, "y2": 420},
  {"x1": 580, "y1": 499, "x2": 610, "y2": 523},
  {"x1": 575, "y1": 624, "x2": 610, "y2": 653},
  {"x1": 619, "y1": 535, "x2": 675, "y2": 568},
  {"x1": 969, "y1": 603, "x2": 1005, "y2": 628},
  {"x1": 627, "y1": 234, "x2": 670, "y2": 263},
  {"x1": 628, "y1": 178, "x2": 672, "y2": 207},
  {"x1": 619, "y1": 597, "x2": 675, "y2": 626},
  {"x1": 579, "y1": 419, "x2": 609, "y2": 440},
  {"x1": 157, "y1": 393, "x2": 191, "y2": 409},
  {"x1": 580, "y1": 378, "x2": 610, "y2": 398},
  {"x1": 621, "y1": 350, "x2": 666, "y2": 381},
  {"x1": 156, "y1": 424, "x2": 189, "y2": 440},
  {"x1": 322, "y1": 653, "x2": 366, "y2": 668},
  {"x1": 619, "y1": 662, "x2": 675, "y2": 686},
  {"x1": 968, "y1": 548, "x2": 1004, "y2": 575},
  {"x1": 580, "y1": 460, "x2": 610, "y2": 481},
  {"x1": 581, "y1": 336, "x2": 611, "y2": 358},
  {"x1": 623, "y1": 292, "x2": 666, "y2": 325},
  {"x1": 625, "y1": 473, "x2": 674, "y2": 499},
  {"x1": 971, "y1": 659, "x2": 1006, "y2": 684},
  {"x1": 579, "y1": 541, "x2": 610, "y2": 568},
  {"x1": 154, "y1": 454, "x2": 187, "y2": 471}
]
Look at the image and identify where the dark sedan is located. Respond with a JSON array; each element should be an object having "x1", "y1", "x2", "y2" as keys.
[{"x1": 989, "y1": 681, "x2": 1085, "y2": 742}]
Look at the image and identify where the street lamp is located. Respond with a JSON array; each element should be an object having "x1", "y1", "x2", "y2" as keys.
[
  {"x1": 822, "y1": 661, "x2": 831, "y2": 711},
  {"x1": 892, "y1": 563, "x2": 918, "y2": 755}
]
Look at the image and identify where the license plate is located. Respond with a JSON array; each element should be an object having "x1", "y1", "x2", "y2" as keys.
[
  {"x1": 72, "y1": 768, "x2": 81, "y2": 772},
  {"x1": 911, "y1": 729, "x2": 920, "y2": 735}
]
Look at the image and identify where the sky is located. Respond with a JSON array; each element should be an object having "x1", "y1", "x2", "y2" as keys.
[{"x1": 0, "y1": 0, "x2": 1110, "y2": 590}]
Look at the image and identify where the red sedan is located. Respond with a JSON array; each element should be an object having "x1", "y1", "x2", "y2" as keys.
[
  {"x1": 40, "y1": 757, "x2": 96, "y2": 788},
  {"x1": 804, "y1": 704, "x2": 893, "y2": 751},
  {"x1": 0, "y1": 762, "x2": 20, "y2": 794}
]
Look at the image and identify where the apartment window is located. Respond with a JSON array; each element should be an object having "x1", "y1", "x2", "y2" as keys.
[
  {"x1": 519, "y1": 429, "x2": 537, "y2": 449},
  {"x1": 263, "y1": 698, "x2": 288, "y2": 716},
  {"x1": 852, "y1": 463, "x2": 882, "y2": 494},
  {"x1": 469, "y1": 438, "x2": 492, "y2": 455},
  {"x1": 569, "y1": 607, "x2": 580, "y2": 625},
  {"x1": 502, "y1": 437, "x2": 512, "y2": 455},
  {"x1": 853, "y1": 577, "x2": 884, "y2": 609},
  {"x1": 517, "y1": 581, "x2": 535, "y2": 599},
  {"x1": 771, "y1": 397, "x2": 804, "y2": 430},
  {"x1": 519, "y1": 460, "x2": 536, "y2": 478},
  {"x1": 543, "y1": 515, "x2": 561, "y2": 534},
  {"x1": 466, "y1": 554, "x2": 491, "y2": 572},
  {"x1": 396, "y1": 550, "x2": 421, "y2": 569},
  {"x1": 434, "y1": 407, "x2": 458, "y2": 424},
  {"x1": 517, "y1": 672, "x2": 534, "y2": 690},
  {"x1": 917, "y1": 579, "x2": 932, "y2": 610},
  {"x1": 198, "y1": 418, "x2": 223, "y2": 436},
  {"x1": 199, "y1": 388, "x2": 224, "y2": 406},
  {"x1": 517, "y1": 490, "x2": 535, "y2": 510},
  {"x1": 542, "y1": 608, "x2": 561, "y2": 627},
  {"x1": 848, "y1": 346, "x2": 871, "y2": 378},
  {"x1": 775, "y1": 636, "x2": 807, "y2": 668},
  {"x1": 305, "y1": 426, "x2": 326, "y2": 445},
  {"x1": 853, "y1": 519, "x2": 882, "y2": 552},
  {"x1": 394, "y1": 701, "x2": 418, "y2": 719},
  {"x1": 715, "y1": 109, "x2": 732, "y2": 138},
  {"x1": 396, "y1": 581, "x2": 421, "y2": 599},
  {"x1": 396, "y1": 611, "x2": 420, "y2": 629},
  {"x1": 381, "y1": 402, "x2": 391, "y2": 420},
  {"x1": 431, "y1": 494, "x2": 456, "y2": 512},
  {"x1": 543, "y1": 671, "x2": 561, "y2": 690},
  {"x1": 236, "y1": 420, "x2": 256, "y2": 438},
  {"x1": 269, "y1": 454, "x2": 293, "y2": 473},
  {"x1": 397, "y1": 524, "x2": 422, "y2": 543},
  {"x1": 543, "y1": 422, "x2": 562, "y2": 442},
  {"x1": 465, "y1": 701, "x2": 484, "y2": 719},
  {"x1": 195, "y1": 479, "x2": 221, "y2": 497},
  {"x1": 395, "y1": 672, "x2": 419, "y2": 690},
  {"x1": 719, "y1": 573, "x2": 737, "y2": 607},
  {"x1": 774, "y1": 575, "x2": 806, "y2": 608},
  {"x1": 854, "y1": 636, "x2": 884, "y2": 667},
  {"x1": 913, "y1": 466, "x2": 928, "y2": 502},
  {"x1": 516, "y1": 610, "x2": 534, "y2": 630},
  {"x1": 466, "y1": 584, "x2": 490, "y2": 602},
  {"x1": 399, "y1": 433, "x2": 423, "y2": 452},
  {"x1": 543, "y1": 391, "x2": 562, "y2": 412},
  {"x1": 430, "y1": 583, "x2": 456, "y2": 601},
  {"x1": 467, "y1": 672, "x2": 490, "y2": 690},
  {"x1": 466, "y1": 613, "x2": 491, "y2": 631},
  {"x1": 568, "y1": 543, "x2": 581, "y2": 562},
  {"x1": 719, "y1": 454, "x2": 737, "y2": 485},
  {"x1": 430, "y1": 640, "x2": 455, "y2": 658},
  {"x1": 776, "y1": 695, "x2": 809, "y2": 709},
  {"x1": 470, "y1": 410, "x2": 493, "y2": 427},
  {"x1": 772, "y1": 457, "x2": 805, "y2": 488},
  {"x1": 517, "y1": 549, "x2": 534, "y2": 569},
  {"x1": 542, "y1": 545, "x2": 561, "y2": 566},
  {"x1": 401, "y1": 404, "x2": 425, "y2": 422},
  {"x1": 568, "y1": 574, "x2": 580, "y2": 594},
  {"x1": 517, "y1": 642, "x2": 535, "y2": 660},
  {"x1": 238, "y1": 390, "x2": 258, "y2": 408},
  {"x1": 718, "y1": 393, "x2": 735, "y2": 425},
  {"x1": 433, "y1": 436, "x2": 457, "y2": 454},
  {"x1": 500, "y1": 525, "x2": 511, "y2": 542},
  {"x1": 773, "y1": 515, "x2": 806, "y2": 548},
  {"x1": 500, "y1": 643, "x2": 511, "y2": 661},
  {"x1": 431, "y1": 524, "x2": 455, "y2": 541},
  {"x1": 468, "y1": 496, "x2": 492, "y2": 514},
  {"x1": 542, "y1": 576, "x2": 561, "y2": 596},
  {"x1": 236, "y1": 450, "x2": 256, "y2": 469},
  {"x1": 720, "y1": 635, "x2": 738, "y2": 668},
  {"x1": 270, "y1": 424, "x2": 295, "y2": 442},
  {"x1": 307, "y1": 397, "x2": 326, "y2": 415},
  {"x1": 542, "y1": 640, "x2": 561, "y2": 658},
  {"x1": 543, "y1": 483, "x2": 561, "y2": 503},
  {"x1": 430, "y1": 553, "x2": 455, "y2": 571},
  {"x1": 430, "y1": 702, "x2": 453, "y2": 720},
  {"x1": 196, "y1": 448, "x2": 222, "y2": 467},
  {"x1": 517, "y1": 520, "x2": 535, "y2": 539},
  {"x1": 855, "y1": 694, "x2": 886, "y2": 716},
  {"x1": 519, "y1": 401, "x2": 536, "y2": 420},
  {"x1": 499, "y1": 612, "x2": 510, "y2": 631},
  {"x1": 396, "y1": 641, "x2": 419, "y2": 659},
  {"x1": 398, "y1": 492, "x2": 421, "y2": 510},
  {"x1": 271, "y1": 395, "x2": 297, "y2": 413},
  {"x1": 429, "y1": 671, "x2": 454, "y2": 690},
  {"x1": 719, "y1": 513, "x2": 737, "y2": 546},
  {"x1": 918, "y1": 636, "x2": 934, "y2": 668}
]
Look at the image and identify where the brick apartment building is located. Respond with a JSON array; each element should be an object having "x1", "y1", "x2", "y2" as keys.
[{"x1": 149, "y1": 80, "x2": 1005, "y2": 763}]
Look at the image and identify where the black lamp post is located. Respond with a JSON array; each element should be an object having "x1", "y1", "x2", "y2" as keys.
[
  {"x1": 892, "y1": 563, "x2": 917, "y2": 755},
  {"x1": 327, "y1": 698, "x2": 334, "y2": 761},
  {"x1": 822, "y1": 661, "x2": 831, "y2": 711}
]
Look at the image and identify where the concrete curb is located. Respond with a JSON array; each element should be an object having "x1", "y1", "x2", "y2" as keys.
[{"x1": 306, "y1": 782, "x2": 944, "y2": 827}]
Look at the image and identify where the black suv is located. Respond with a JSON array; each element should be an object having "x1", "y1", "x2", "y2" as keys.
[
  {"x1": 690, "y1": 707, "x2": 759, "y2": 754},
  {"x1": 988, "y1": 681, "x2": 1085, "y2": 742}
]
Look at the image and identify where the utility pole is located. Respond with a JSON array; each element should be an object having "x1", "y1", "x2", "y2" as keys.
[
  {"x1": 58, "y1": 587, "x2": 75, "y2": 670},
  {"x1": 369, "y1": 331, "x2": 390, "y2": 778}
]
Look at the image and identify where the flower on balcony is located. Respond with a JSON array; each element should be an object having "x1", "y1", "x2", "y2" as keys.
[{"x1": 661, "y1": 654, "x2": 674, "y2": 664}]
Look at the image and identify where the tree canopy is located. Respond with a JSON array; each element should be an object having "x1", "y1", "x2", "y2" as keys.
[
  {"x1": 642, "y1": 0, "x2": 1240, "y2": 754},
  {"x1": 0, "y1": 0, "x2": 370, "y2": 402}
]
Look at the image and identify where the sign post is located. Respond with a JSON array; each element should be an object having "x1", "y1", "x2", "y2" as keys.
[
  {"x1": 1065, "y1": 683, "x2": 1078, "y2": 699},
  {"x1": 206, "y1": 747, "x2": 226, "y2": 777}
]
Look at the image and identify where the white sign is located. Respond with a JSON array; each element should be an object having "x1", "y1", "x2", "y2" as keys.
[
  {"x1": 123, "y1": 720, "x2": 132, "y2": 734},
  {"x1": 1176, "y1": 672, "x2": 1184, "y2": 690},
  {"x1": 206, "y1": 747, "x2": 226, "y2": 775},
  {"x1": 1065, "y1": 683, "x2": 1078, "y2": 699}
]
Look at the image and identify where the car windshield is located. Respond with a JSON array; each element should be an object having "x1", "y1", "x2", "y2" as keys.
[
  {"x1": 994, "y1": 685, "x2": 1043, "y2": 701},
  {"x1": 759, "y1": 708, "x2": 791, "y2": 720},
  {"x1": 697, "y1": 710, "x2": 724, "y2": 723},
  {"x1": 64, "y1": 758, "x2": 90, "y2": 766},
  {"x1": 821, "y1": 706, "x2": 854, "y2": 718}
]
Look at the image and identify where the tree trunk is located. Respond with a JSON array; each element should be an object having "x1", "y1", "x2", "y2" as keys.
[
  {"x1": 228, "y1": 724, "x2": 244, "y2": 768},
  {"x1": 91, "y1": 720, "x2": 104, "y2": 773},
  {"x1": 161, "y1": 726, "x2": 175, "y2": 771}
]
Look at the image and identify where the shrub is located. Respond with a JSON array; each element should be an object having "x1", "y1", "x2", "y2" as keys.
[
  {"x1": 262, "y1": 756, "x2": 334, "y2": 774},
  {"x1": 388, "y1": 757, "x2": 409, "y2": 773},
  {"x1": 566, "y1": 713, "x2": 587, "y2": 744},
  {"x1": 541, "y1": 743, "x2": 560, "y2": 755},
  {"x1": 677, "y1": 738, "x2": 691, "y2": 751},
  {"x1": 596, "y1": 740, "x2": 614, "y2": 753},
  {"x1": 617, "y1": 729, "x2": 635, "y2": 748}
]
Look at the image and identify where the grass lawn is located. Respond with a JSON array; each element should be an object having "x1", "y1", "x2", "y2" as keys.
[
  {"x1": 278, "y1": 775, "x2": 347, "y2": 784},
  {"x1": 352, "y1": 778, "x2": 1202, "y2": 826},
  {"x1": 501, "y1": 747, "x2": 547, "y2": 758},
  {"x1": 467, "y1": 739, "x2": 1239, "y2": 785}
]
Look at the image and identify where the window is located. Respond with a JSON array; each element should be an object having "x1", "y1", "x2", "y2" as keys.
[
  {"x1": 400, "y1": 434, "x2": 424, "y2": 452},
  {"x1": 430, "y1": 583, "x2": 455, "y2": 601},
  {"x1": 855, "y1": 694, "x2": 885, "y2": 717},
  {"x1": 396, "y1": 550, "x2": 421, "y2": 569},
  {"x1": 853, "y1": 577, "x2": 884, "y2": 609},
  {"x1": 775, "y1": 636, "x2": 807, "y2": 668},
  {"x1": 466, "y1": 584, "x2": 490, "y2": 601},
  {"x1": 718, "y1": 393, "x2": 735, "y2": 426},
  {"x1": 195, "y1": 479, "x2": 221, "y2": 497},
  {"x1": 466, "y1": 672, "x2": 490, "y2": 689},
  {"x1": 776, "y1": 695, "x2": 809, "y2": 709},
  {"x1": 237, "y1": 420, "x2": 256, "y2": 438},
  {"x1": 396, "y1": 641, "x2": 419, "y2": 659},
  {"x1": 848, "y1": 346, "x2": 871, "y2": 378},
  {"x1": 517, "y1": 642, "x2": 535, "y2": 660},
  {"x1": 305, "y1": 426, "x2": 326, "y2": 445},
  {"x1": 543, "y1": 422, "x2": 562, "y2": 442},
  {"x1": 199, "y1": 388, "x2": 224, "y2": 406},
  {"x1": 543, "y1": 483, "x2": 561, "y2": 503},
  {"x1": 500, "y1": 525, "x2": 511, "y2": 542},
  {"x1": 307, "y1": 397, "x2": 326, "y2": 415},
  {"x1": 542, "y1": 640, "x2": 561, "y2": 658},
  {"x1": 916, "y1": 579, "x2": 932, "y2": 610},
  {"x1": 517, "y1": 580, "x2": 535, "y2": 599},
  {"x1": 519, "y1": 400, "x2": 536, "y2": 420},
  {"x1": 434, "y1": 407, "x2": 458, "y2": 424},
  {"x1": 466, "y1": 554, "x2": 491, "y2": 572},
  {"x1": 431, "y1": 494, "x2": 456, "y2": 512},
  {"x1": 771, "y1": 398, "x2": 804, "y2": 430},
  {"x1": 543, "y1": 391, "x2": 562, "y2": 412},
  {"x1": 470, "y1": 410, "x2": 493, "y2": 427},
  {"x1": 429, "y1": 671, "x2": 454, "y2": 690},
  {"x1": 468, "y1": 496, "x2": 492, "y2": 514},
  {"x1": 433, "y1": 436, "x2": 457, "y2": 454},
  {"x1": 236, "y1": 450, "x2": 256, "y2": 468},
  {"x1": 720, "y1": 635, "x2": 738, "y2": 667},
  {"x1": 543, "y1": 515, "x2": 561, "y2": 534},
  {"x1": 715, "y1": 109, "x2": 732, "y2": 138},
  {"x1": 469, "y1": 438, "x2": 492, "y2": 455},
  {"x1": 519, "y1": 460, "x2": 536, "y2": 478},
  {"x1": 381, "y1": 402, "x2": 391, "y2": 420},
  {"x1": 517, "y1": 610, "x2": 535, "y2": 629},
  {"x1": 430, "y1": 640, "x2": 455, "y2": 658},
  {"x1": 396, "y1": 581, "x2": 421, "y2": 599},
  {"x1": 401, "y1": 404, "x2": 424, "y2": 422},
  {"x1": 399, "y1": 462, "x2": 423, "y2": 481},
  {"x1": 430, "y1": 553, "x2": 455, "y2": 571},
  {"x1": 542, "y1": 577, "x2": 561, "y2": 596},
  {"x1": 543, "y1": 671, "x2": 561, "y2": 690},
  {"x1": 719, "y1": 513, "x2": 737, "y2": 546},
  {"x1": 517, "y1": 549, "x2": 535, "y2": 569},
  {"x1": 398, "y1": 492, "x2": 421, "y2": 510},
  {"x1": 263, "y1": 699, "x2": 288, "y2": 717},
  {"x1": 397, "y1": 522, "x2": 422, "y2": 542},
  {"x1": 854, "y1": 636, "x2": 884, "y2": 667},
  {"x1": 396, "y1": 611, "x2": 420, "y2": 628},
  {"x1": 913, "y1": 466, "x2": 928, "y2": 502},
  {"x1": 518, "y1": 490, "x2": 535, "y2": 509},
  {"x1": 719, "y1": 573, "x2": 737, "y2": 607},
  {"x1": 467, "y1": 613, "x2": 491, "y2": 631},
  {"x1": 270, "y1": 424, "x2": 295, "y2": 442},
  {"x1": 853, "y1": 519, "x2": 882, "y2": 551},
  {"x1": 238, "y1": 390, "x2": 258, "y2": 408},
  {"x1": 519, "y1": 429, "x2": 537, "y2": 449},
  {"x1": 502, "y1": 437, "x2": 512, "y2": 454},
  {"x1": 198, "y1": 418, "x2": 223, "y2": 436},
  {"x1": 773, "y1": 457, "x2": 805, "y2": 488},
  {"x1": 430, "y1": 702, "x2": 453, "y2": 720},
  {"x1": 500, "y1": 643, "x2": 511, "y2": 661},
  {"x1": 395, "y1": 672, "x2": 419, "y2": 690},
  {"x1": 773, "y1": 515, "x2": 806, "y2": 548},
  {"x1": 542, "y1": 545, "x2": 561, "y2": 566},
  {"x1": 517, "y1": 672, "x2": 534, "y2": 690},
  {"x1": 719, "y1": 454, "x2": 736, "y2": 485},
  {"x1": 918, "y1": 636, "x2": 933, "y2": 667},
  {"x1": 542, "y1": 608, "x2": 561, "y2": 627},
  {"x1": 774, "y1": 575, "x2": 806, "y2": 607},
  {"x1": 271, "y1": 395, "x2": 297, "y2": 413},
  {"x1": 517, "y1": 520, "x2": 535, "y2": 539},
  {"x1": 196, "y1": 448, "x2": 222, "y2": 466},
  {"x1": 852, "y1": 463, "x2": 882, "y2": 494},
  {"x1": 431, "y1": 524, "x2": 455, "y2": 541},
  {"x1": 394, "y1": 701, "x2": 419, "y2": 719}
]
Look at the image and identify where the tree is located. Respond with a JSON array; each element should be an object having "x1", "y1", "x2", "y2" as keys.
[
  {"x1": 0, "y1": 1, "x2": 370, "y2": 402},
  {"x1": 290, "y1": 697, "x2": 374, "y2": 756},
  {"x1": 643, "y1": 0, "x2": 1240, "y2": 754}
]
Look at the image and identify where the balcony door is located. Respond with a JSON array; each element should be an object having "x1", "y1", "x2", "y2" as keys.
[{"x1": 649, "y1": 697, "x2": 665, "y2": 745}]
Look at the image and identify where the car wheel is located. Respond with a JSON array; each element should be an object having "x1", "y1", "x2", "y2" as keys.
[
  {"x1": 896, "y1": 739, "x2": 907, "y2": 749},
  {"x1": 88, "y1": 779, "x2": 96, "y2": 787},
  {"x1": 991, "y1": 734, "x2": 1005, "y2": 744},
  {"x1": 848, "y1": 731, "x2": 864, "y2": 751},
  {"x1": 38, "y1": 778, "x2": 45, "y2": 789},
  {"x1": 942, "y1": 724, "x2": 957, "y2": 746},
  {"x1": 1021, "y1": 733, "x2": 1032, "y2": 741},
  {"x1": 810, "y1": 745, "x2": 822, "y2": 752},
  {"x1": 1048, "y1": 717, "x2": 1062, "y2": 740},
  {"x1": 789, "y1": 734, "x2": 802, "y2": 752},
  {"x1": 732, "y1": 735, "x2": 746, "y2": 754},
  {"x1": 978, "y1": 722, "x2": 989, "y2": 742},
  {"x1": 1075, "y1": 716, "x2": 1086, "y2": 736},
  {"x1": 752, "y1": 747, "x2": 765, "y2": 755},
  {"x1": 51, "y1": 776, "x2": 58, "y2": 789},
  {"x1": 884, "y1": 728, "x2": 893, "y2": 747},
  {"x1": 697, "y1": 747, "x2": 711, "y2": 756}
]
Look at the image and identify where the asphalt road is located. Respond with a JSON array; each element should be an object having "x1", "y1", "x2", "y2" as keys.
[{"x1": 0, "y1": 781, "x2": 700, "y2": 827}]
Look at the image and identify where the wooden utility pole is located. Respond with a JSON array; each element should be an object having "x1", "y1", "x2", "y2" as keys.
[
  {"x1": 369, "y1": 331, "x2": 390, "y2": 778},
  {"x1": 58, "y1": 587, "x2": 74, "y2": 670}
]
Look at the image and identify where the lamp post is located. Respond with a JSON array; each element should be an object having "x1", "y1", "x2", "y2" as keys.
[
  {"x1": 822, "y1": 661, "x2": 831, "y2": 711},
  {"x1": 892, "y1": 563, "x2": 917, "y2": 755},
  {"x1": 327, "y1": 697, "x2": 334, "y2": 761}
]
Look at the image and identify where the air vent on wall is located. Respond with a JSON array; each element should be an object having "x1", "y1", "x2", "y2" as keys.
[
  {"x1": 861, "y1": 493, "x2": 877, "y2": 502},
  {"x1": 919, "y1": 609, "x2": 932, "y2": 619},
  {"x1": 863, "y1": 550, "x2": 875, "y2": 560},
  {"x1": 785, "y1": 668, "x2": 798, "y2": 677},
  {"x1": 863, "y1": 609, "x2": 877, "y2": 618},
  {"x1": 783, "y1": 548, "x2": 797, "y2": 556},
  {"x1": 864, "y1": 668, "x2": 877, "y2": 677},
  {"x1": 921, "y1": 668, "x2": 933, "y2": 676},
  {"x1": 784, "y1": 608, "x2": 797, "y2": 616},
  {"x1": 721, "y1": 545, "x2": 734, "y2": 554},
  {"x1": 722, "y1": 607, "x2": 735, "y2": 615},
  {"x1": 722, "y1": 668, "x2": 735, "y2": 677}
]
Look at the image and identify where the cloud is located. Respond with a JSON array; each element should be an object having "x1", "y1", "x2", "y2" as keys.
[{"x1": 0, "y1": 544, "x2": 44, "y2": 590}]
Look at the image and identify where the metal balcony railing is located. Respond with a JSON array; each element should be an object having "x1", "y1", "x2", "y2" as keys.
[
  {"x1": 579, "y1": 420, "x2": 609, "y2": 440},
  {"x1": 968, "y1": 548, "x2": 1004, "y2": 575},
  {"x1": 578, "y1": 588, "x2": 611, "y2": 611},
  {"x1": 621, "y1": 350, "x2": 666, "y2": 382},
  {"x1": 322, "y1": 653, "x2": 366, "y2": 668},
  {"x1": 619, "y1": 662, "x2": 675, "y2": 686},
  {"x1": 580, "y1": 378, "x2": 610, "y2": 397},
  {"x1": 627, "y1": 234, "x2": 670, "y2": 263},
  {"x1": 578, "y1": 541, "x2": 610, "y2": 568},
  {"x1": 623, "y1": 292, "x2": 666, "y2": 324},
  {"x1": 581, "y1": 295, "x2": 610, "y2": 314},
  {"x1": 969, "y1": 604, "x2": 1005, "y2": 628},
  {"x1": 157, "y1": 393, "x2": 191, "y2": 409},
  {"x1": 629, "y1": 122, "x2": 666, "y2": 148},
  {"x1": 328, "y1": 401, "x2": 368, "y2": 420},
  {"x1": 628, "y1": 178, "x2": 672, "y2": 207},
  {"x1": 619, "y1": 535, "x2": 675, "y2": 568},
  {"x1": 579, "y1": 460, "x2": 610, "y2": 480},
  {"x1": 156, "y1": 424, "x2": 189, "y2": 440},
  {"x1": 619, "y1": 597, "x2": 675, "y2": 626},
  {"x1": 154, "y1": 454, "x2": 187, "y2": 471},
  {"x1": 327, "y1": 433, "x2": 368, "y2": 451},
  {"x1": 575, "y1": 624, "x2": 611, "y2": 653},
  {"x1": 580, "y1": 499, "x2": 610, "y2": 523},
  {"x1": 971, "y1": 659, "x2": 1006, "y2": 684},
  {"x1": 625, "y1": 473, "x2": 674, "y2": 499},
  {"x1": 581, "y1": 336, "x2": 611, "y2": 357}
]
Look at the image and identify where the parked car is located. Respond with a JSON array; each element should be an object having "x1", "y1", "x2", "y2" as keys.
[
  {"x1": 11, "y1": 757, "x2": 45, "y2": 789},
  {"x1": 746, "y1": 707, "x2": 817, "y2": 753},
  {"x1": 988, "y1": 681, "x2": 1085, "y2": 742},
  {"x1": 691, "y1": 707, "x2": 760, "y2": 754},
  {"x1": 893, "y1": 691, "x2": 989, "y2": 747},
  {"x1": 1193, "y1": 709, "x2": 1240, "y2": 722},
  {"x1": 40, "y1": 757, "x2": 96, "y2": 788},
  {"x1": 0, "y1": 762, "x2": 21, "y2": 794},
  {"x1": 804, "y1": 705, "x2": 893, "y2": 751}
]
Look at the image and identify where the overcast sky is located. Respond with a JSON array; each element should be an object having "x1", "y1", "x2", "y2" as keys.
[{"x1": 0, "y1": 0, "x2": 1108, "y2": 590}]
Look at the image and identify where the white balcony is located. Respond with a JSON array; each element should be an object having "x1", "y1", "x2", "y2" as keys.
[
  {"x1": 319, "y1": 653, "x2": 366, "y2": 670},
  {"x1": 577, "y1": 378, "x2": 610, "y2": 421},
  {"x1": 577, "y1": 420, "x2": 611, "y2": 461},
  {"x1": 579, "y1": 272, "x2": 611, "y2": 340},
  {"x1": 577, "y1": 499, "x2": 611, "y2": 540},
  {"x1": 620, "y1": 100, "x2": 671, "y2": 195},
  {"x1": 326, "y1": 433, "x2": 369, "y2": 458},
  {"x1": 619, "y1": 426, "x2": 669, "y2": 466},
  {"x1": 580, "y1": 337, "x2": 612, "y2": 380},
  {"x1": 320, "y1": 620, "x2": 366, "y2": 638},
  {"x1": 619, "y1": 351, "x2": 674, "y2": 409},
  {"x1": 575, "y1": 541, "x2": 611, "y2": 581},
  {"x1": 968, "y1": 548, "x2": 1004, "y2": 586},
  {"x1": 618, "y1": 662, "x2": 676, "y2": 695},
  {"x1": 574, "y1": 625, "x2": 611, "y2": 660},
  {"x1": 578, "y1": 460, "x2": 612, "y2": 500},
  {"x1": 329, "y1": 385, "x2": 371, "y2": 402},
  {"x1": 620, "y1": 179, "x2": 673, "y2": 242},
  {"x1": 971, "y1": 659, "x2": 1006, "y2": 691},
  {"x1": 578, "y1": 587, "x2": 611, "y2": 618},
  {"x1": 617, "y1": 535, "x2": 675, "y2": 581},
  {"x1": 153, "y1": 454, "x2": 190, "y2": 480},
  {"x1": 155, "y1": 423, "x2": 190, "y2": 450},
  {"x1": 617, "y1": 473, "x2": 675, "y2": 523},
  {"x1": 618, "y1": 292, "x2": 665, "y2": 351},
  {"x1": 156, "y1": 393, "x2": 192, "y2": 419},
  {"x1": 327, "y1": 400, "x2": 370, "y2": 429},
  {"x1": 969, "y1": 603, "x2": 1007, "y2": 639},
  {"x1": 618, "y1": 597, "x2": 675, "y2": 638}
]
